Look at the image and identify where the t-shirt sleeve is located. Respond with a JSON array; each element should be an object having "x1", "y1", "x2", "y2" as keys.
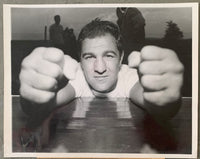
[
  {"x1": 123, "y1": 66, "x2": 139, "y2": 98},
  {"x1": 68, "y1": 64, "x2": 84, "y2": 98}
]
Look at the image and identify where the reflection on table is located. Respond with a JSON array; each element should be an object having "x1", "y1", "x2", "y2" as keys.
[{"x1": 12, "y1": 97, "x2": 192, "y2": 154}]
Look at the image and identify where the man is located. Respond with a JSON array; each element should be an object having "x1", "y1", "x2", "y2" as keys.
[
  {"x1": 20, "y1": 19, "x2": 184, "y2": 119},
  {"x1": 49, "y1": 15, "x2": 65, "y2": 51},
  {"x1": 116, "y1": 7, "x2": 146, "y2": 64},
  {"x1": 63, "y1": 28, "x2": 78, "y2": 60}
]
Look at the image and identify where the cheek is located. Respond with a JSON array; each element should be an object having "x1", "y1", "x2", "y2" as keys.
[
  {"x1": 81, "y1": 61, "x2": 94, "y2": 74},
  {"x1": 107, "y1": 60, "x2": 121, "y2": 72}
]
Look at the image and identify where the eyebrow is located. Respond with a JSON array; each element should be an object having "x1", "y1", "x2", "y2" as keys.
[{"x1": 82, "y1": 50, "x2": 118, "y2": 58}]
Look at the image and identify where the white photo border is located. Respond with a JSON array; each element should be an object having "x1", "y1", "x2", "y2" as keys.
[{"x1": 3, "y1": 3, "x2": 199, "y2": 158}]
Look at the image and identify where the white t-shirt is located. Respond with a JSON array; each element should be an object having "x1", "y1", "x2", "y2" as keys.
[{"x1": 69, "y1": 64, "x2": 139, "y2": 98}]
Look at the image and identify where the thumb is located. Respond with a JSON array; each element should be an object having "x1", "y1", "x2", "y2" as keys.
[
  {"x1": 128, "y1": 51, "x2": 141, "y2": 68},
  {"x1": 63, "y1": 55, "x2": 79, "y2": 80}
]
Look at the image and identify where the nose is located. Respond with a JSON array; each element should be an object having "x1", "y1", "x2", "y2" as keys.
[{"x1": 94, "y1": 57, "x2": 107, "y2": 74}]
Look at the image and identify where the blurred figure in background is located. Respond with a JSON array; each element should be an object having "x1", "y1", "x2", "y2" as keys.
[
  {"x1": 49, "y1": 15, "x2": 65, "y2": 52},
  {"x1": 63, "y1": 27, "x2": 78, "y2": 61},
  {"x1": 116, "y1": 8, "x2": 146, "y2": 64}
]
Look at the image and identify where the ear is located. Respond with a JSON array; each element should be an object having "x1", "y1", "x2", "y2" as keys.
[{"x1": 119, "y1": 51, "x2": 124, "y2": 66}]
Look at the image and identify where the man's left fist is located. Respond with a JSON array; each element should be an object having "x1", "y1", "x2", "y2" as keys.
[{"x1": 128, "y1": 45, "x2": 184, "y2": 106}]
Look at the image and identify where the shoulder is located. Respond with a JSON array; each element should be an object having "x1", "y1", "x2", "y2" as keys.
[
  {"x1": 69, "y1": 64, "x2": 93, "y2": 97},
  {"x1": 49, "y1": 24, "x2": 55, "y2": 29},
  {"x1": 118, "y1": 64, "x2": 138, "y2": 85},
  {"x1": 119, "y1": 64, "x2": 138, "y2": 76},
  {"x1": 118, "y1": 64, "x2": 139, "y2": 98}
]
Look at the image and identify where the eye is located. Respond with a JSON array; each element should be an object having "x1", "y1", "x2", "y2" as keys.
[
  {"x1": 106, "y1": 55, "x2": 114, "y2": 58},
  {"x1": 84, "y1": 55, "x2": 95, "y2": 60},
  {"x1": 105, "y1": 53, "x2": 115, "y2": 58}
]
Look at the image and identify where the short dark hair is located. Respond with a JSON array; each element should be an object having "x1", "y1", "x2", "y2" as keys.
[{"x1": 77, "y1": 19, "x2": 123, "y2": 57}]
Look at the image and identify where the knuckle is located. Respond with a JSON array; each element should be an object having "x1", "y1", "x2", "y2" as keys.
[
  {"x1": 163, "y1": 89, "x2": 181, "y2": 104},
  {"x1": 165, "y1": 60, "x2": 183, "y2": 73},
  {"x1": 44, "y1": 48, "x2": 64, "y2": 61},
  {"x1": 141, "y1": 45, "x2": 159, "y2": 56},
  {"x1": 157, "y1": 100, "x2": 167, "y2": 106},
  {"x1": 141, "y1": 45, "x2": 154, "y2": 53},
  {"x1": 140, "y1": 76, "x2": 145, "y2": 86},
  {"x1": 51, "y1": 65, "x2": 62, "y2": 78},
  {"x1": 166, "y1": 73, "x2": 183, "y2": 89},
  {"x1": 54, "y1": 48, "x2": 64, "y2": 57},
  {"x1": 162, "y1": 50, "x2": 184, "y2": 74},
  {"x1": 176, "y1": 62, "x2": 184, "y2": 73},
  {"x1": 41, "y1": 92, "x2": 55, "y2": 103},
  {"x1": 19, "y1": 70, "x2": 30, "y2": 86},
  {"x1": 165, "y1": 48, "x2": 175, "y2": 55},
  {"x1": 33, "y1": 47, "x2": 46, "y2": 53},
  {"x1": 155, "y1": 98, "x2": 166, "y2": 106},
  {"x1": 165, "y1": 50, "x2": 181, "y2": 63},
  {"x1": 144, "y1": 92, "x2": 166, "y2": 106},
  {"x1": 21, "y1": 48, "x2": 44, "y2": 69},
  {"x1": 31, "y1": 47, "x2": 46, "y2": 59},
  {"x1": 19, "y1": 82, "x2": 55, "y2": 104},
  {"x1": 141, "y1": 75, "x2": 149, "y2": 87},
  {"x1": 166, "y1": 62, "x2": 174, "y2": 72},
  {"x1": 139, "y1": 62, "x2": 146, "y2": 74},
  {"x1": 19, "y1": 71, "x2": 24, "y2": 82},
  {"x1": 46, "y1": 78, "x2": 57, "y2": 90},
  {"x1": 154, "y1": 100, "x2": 165, "y2": 106},
  {"x1": 19, "y1": 84, "x2": 27, "y2": 98},
  {"x1": 21, "y1": 56, "x2": 31, "y2": 68},
  {"x1": 174, "y1": 75, "x2": 183, "y2": 86},
  {"x1": 163, "y1": 49, "x2": 179, "y2": 61},
  {"x1": 33, "y1": 93, "x2": 54, "y2": 104},
  {"x1": 168, "y1": 91, "x2": 180, "y2": 103},
  {"x1": 140, "y1": 47, "x2": 148, "y2": 58},
  {"x1": 19, "y1": 69, "x2": 34, "y2": 85},
  {"x1": 172, "y1": 92, "x2": 180, "y2": 101},
  {"x1": 49, "y1": 47, "x2": 64, "y2": 54}
]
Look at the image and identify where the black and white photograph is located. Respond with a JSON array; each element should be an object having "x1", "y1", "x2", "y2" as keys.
[{"x1": 3, "y1": 3, "x2": 198, "y2": 158}]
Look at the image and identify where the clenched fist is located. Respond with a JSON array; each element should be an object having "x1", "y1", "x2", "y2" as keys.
[
  {"x1": 19, "y1": 47, "x2": 78, "y2": 104},
  {"x1": 128, "y1": 45, "x2": 184, "y2": 106}
]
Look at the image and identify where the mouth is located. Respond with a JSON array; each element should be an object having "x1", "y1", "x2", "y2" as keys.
[{"x1": 94, "y1": 75, "x2": 108, "y2": 81}]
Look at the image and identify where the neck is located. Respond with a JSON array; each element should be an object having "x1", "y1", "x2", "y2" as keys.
[{"x1": 92, "y1": 91, "x2": 109, "y2": 98}]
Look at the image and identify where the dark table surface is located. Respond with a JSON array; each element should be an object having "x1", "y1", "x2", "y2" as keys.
[{"x1": 12, "y1": 97, "x2": 192, "y2": 154}]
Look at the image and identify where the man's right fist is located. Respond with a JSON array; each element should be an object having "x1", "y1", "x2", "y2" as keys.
[{"x1": 19, "y1": 47, "x2": 67, "y2": 104}]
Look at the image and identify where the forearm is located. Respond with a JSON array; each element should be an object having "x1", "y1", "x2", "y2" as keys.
[
  {"x1": 20, "y1": 97, "x2": 54, "y2": 117},
  {"x1": 129, "y1": 82, "x2": 181, "y2": 120},
  {"x1": 143, "y1": 98, "x2": 181, "y2": 120},
  {"x1": 55, "y1": 83, "x2": 76, "y2": 106}
]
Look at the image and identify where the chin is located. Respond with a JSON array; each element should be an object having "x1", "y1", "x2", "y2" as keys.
[{"x1": 92, "y1": 84, "x2": 114, "y2": 93}]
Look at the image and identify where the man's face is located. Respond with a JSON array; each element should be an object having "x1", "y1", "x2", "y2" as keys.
[{"x1": 80, "y1": 33, "x2": 123, "y2": 94}]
